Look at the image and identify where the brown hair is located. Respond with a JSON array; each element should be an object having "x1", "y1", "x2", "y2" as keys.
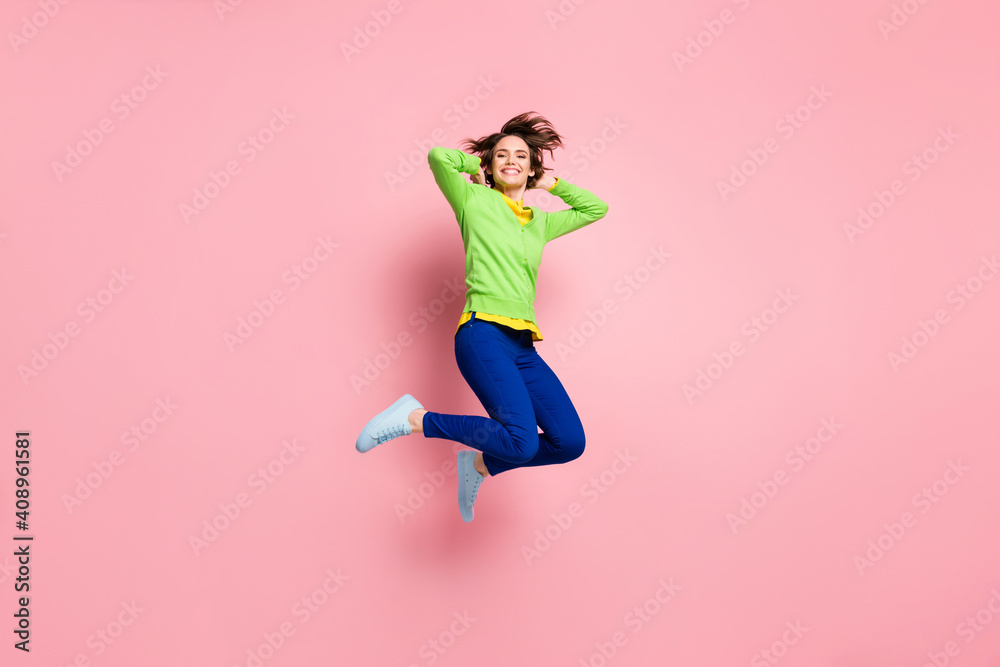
[{"x1": 459, "y1": 111, "x2": 564, "y2": 190}]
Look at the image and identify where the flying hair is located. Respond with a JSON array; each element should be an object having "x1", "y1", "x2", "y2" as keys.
[{"x1": 459, "y1": 111, "x2": 565, "y2": 190}]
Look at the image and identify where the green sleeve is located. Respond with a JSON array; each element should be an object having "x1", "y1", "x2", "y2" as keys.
[
  {"x1": 427, "y1": 146, "x2": 481, "y2": 218},
  {"x1": 544, "y1": 178, "x2": 609, "y2": 242}
]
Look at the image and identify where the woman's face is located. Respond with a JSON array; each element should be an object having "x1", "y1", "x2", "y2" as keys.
[{"x1": 488, "y1": 135, "x2": 533, "y2": 189}]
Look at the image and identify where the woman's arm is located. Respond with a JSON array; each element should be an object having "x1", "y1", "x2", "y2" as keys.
[
  {"x1": 533, "y1": 173, "x2": 558, "y2": 191},
  {"x1": 538, "y1": 177, "x2": 609, "y2": 242},
  {"x1": 427, "y1": 146, "x2": 482, "y2": 217}
]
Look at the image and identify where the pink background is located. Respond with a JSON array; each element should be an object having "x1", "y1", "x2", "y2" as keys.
[{"x1": 2, "y1": 0, "x2": 999, "y2": 665}]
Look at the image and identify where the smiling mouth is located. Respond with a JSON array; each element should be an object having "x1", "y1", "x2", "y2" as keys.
[{"x1": 501, "y1": 168, "x2": 520, "y2": 175}]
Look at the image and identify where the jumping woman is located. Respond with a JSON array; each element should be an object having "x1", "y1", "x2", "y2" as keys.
[{"x1": 356, "y1": 111, "x2": 609, "y2": 522}]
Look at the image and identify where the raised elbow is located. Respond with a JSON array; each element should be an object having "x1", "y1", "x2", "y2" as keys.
[{"x1": 427, "y1": 146, "x2": 445, "y2": 166}]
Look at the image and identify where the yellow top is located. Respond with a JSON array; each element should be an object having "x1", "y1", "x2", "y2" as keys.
[{"x1": 454, "y1": 178, "x2": 560, "y2": 342}]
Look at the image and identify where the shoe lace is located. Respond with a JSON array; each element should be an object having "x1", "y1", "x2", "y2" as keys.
[
  {"x1": 374, "y1": 423, "x2": 407, "y2": 444},
  {"x1": 468, "y1": 474, "x2": 482, "y2": 504}
]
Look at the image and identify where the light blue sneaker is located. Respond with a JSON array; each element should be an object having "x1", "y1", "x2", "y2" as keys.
[
  {"x1": 356, "y1": 393, "x2": 423, "y2": 453},
  {"x1": 457, "y1": 450, "x2": 484, "y2": 522}
]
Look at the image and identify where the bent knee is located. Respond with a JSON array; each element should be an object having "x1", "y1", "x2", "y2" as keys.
[
  {"x1": 562, "y1": 427, "x2": 586, "y2": 462},
  {"x1": 510, "y1": 440, "x2": 539, "y2": 464},
  {"x1": 506, "y1": 431, "x2": 539, "y2": 464}
]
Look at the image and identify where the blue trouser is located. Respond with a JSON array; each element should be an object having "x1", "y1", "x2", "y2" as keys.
[{"x1": 422, "y1": 312, "x2": 586, "y2": 476}]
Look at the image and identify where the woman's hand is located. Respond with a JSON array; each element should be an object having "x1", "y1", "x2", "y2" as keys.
[
  {"x1": 469, "y1": 165, "x2": 487, "y2": 186},
  {"x1": 531, "y1": 172, "x2": 557, "y2": 190}
]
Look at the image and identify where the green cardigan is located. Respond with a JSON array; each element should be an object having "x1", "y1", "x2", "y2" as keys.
[{"x1": 427, "y1": 146, "x2": 609, "y2": 326}]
